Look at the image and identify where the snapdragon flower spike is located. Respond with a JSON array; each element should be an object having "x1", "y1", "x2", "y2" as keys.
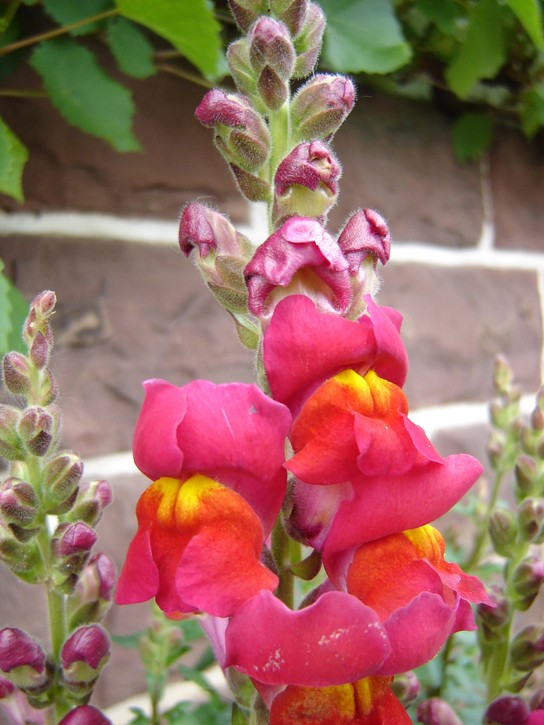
[
  {"x1": 325, "y1": 525, "x2": 490, "y2": 675},
  {"x1": 268, "y1": 675, "x2": 411, "y2": 724},
  {"x1": 273, "y1": 141, "x2": 341, "y2": 225},
  {"x1": 116, "y1": 379, "x2": 291, "y2": 617},
  {"x1": 245, "y1": 217, "x2": 351, "y2": 324}
]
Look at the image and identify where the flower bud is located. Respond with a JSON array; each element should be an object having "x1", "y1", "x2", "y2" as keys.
[
  {"x1": 227, "y1": 39, "x2": 265, "y2": 112},
  {"x1": 0, "y1": 478, "x2": 38, "y2": 528},
  {"x1": 515, "y1": 455, "x2": 538, "y2": 499},
  {"x1": 61, "y1": 625, "x2": 110, "y2": 691},
  {"x1": 230, "y1": 164, "x2": 272, "y2": 202},
  {"x1": 67, "y1": 479, "x2": 113, "y2": 527},
  {"x1": 18, "y1": 406, "x2": 54, "y2": 457},
  {"x1": 493, "y1": 355, "x2": 514, "y2": 396},
  {"x1": 273, "y1": 140, "x2": 341, "y2": 225},
  {"x1": 291, "y1": 74, "x2": 356, "y2": 141},
  {"x1": 248, "y1": 17, "x2": 296, "y2": 110},
  {"x1": 392, "y1": 671, "x2": 419, "y2": 706},
  {"x1": 476, "y1": 587, "x2": 511, "y2": 636},
  {"x1": 417, "y1": 697, "x2": 463, "y2": 725},
  {"x1": 0, "y1": 404, "x2": 25, "y2": 461},
  {"x1": 228, "y1": 0, "x2": 269, "y2": 33},
  {"x1": 0, "y1": 675, "x2": 15, "y2": 698},
  {"x1": 512, "y1": 554, "x2": 544, "y2": 609},
  {"x1": 338, "y1": 209, "x2": 391, "y2": 270},
  {"x1": 37, "y1": 367, "x2": 58, "y2": 406},
  {"x1": 59, "y1": 705, "x2": 112, "y2": 725},
  {"x1": 488, "y1": 507, "x2": 518, "y2": 555},
  {"x1": 2, "y1": 352, "x2": 32, "y2": 396},
  {"x1": 69, "y1": 553, "x2": 116, "y2": 628},
  {"x1": 518, "y1": 497, "x2": 544, "y2": 542},
  {"x1": 0, "y1": 628, "x2": 49, "y2": 692},
  {"x1": 293, "y1": 3, "x2": 325, "y2": 78},
  {"x1": 0, "y1": 528, "x2": 42, "y2": 580},
  {"x1": 520, "y1": 423, "x2": 537, "y2": 456},
  {"x1": 29, "y1": 331, "x2": 51, "y2": 370},
  {"x1": 53, "y1": 521, "x2": 97, "y2": 559},
  {"x1": 195, "y1": 89, "x2": 270, "y2": 172},
  {"x1": 510, "y1": 625, "x2": 544, "y2": 672},
  {"x1": 22, "y1": 290, "x2": 56, "y2": 349},
  {"x1": 484, "y1": 695, "x2": 530, "y2": 724},
  {"x1": 42, "y1": 452, "x2": 83, "y2": 513}
]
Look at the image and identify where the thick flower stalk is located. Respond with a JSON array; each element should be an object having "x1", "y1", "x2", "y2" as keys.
[
  {"x1": 0, "y1": 292, "x2": 114, "y2": 724},
  {"x1": 116, "y1": 1, "x2": 491, "y2": 722}
]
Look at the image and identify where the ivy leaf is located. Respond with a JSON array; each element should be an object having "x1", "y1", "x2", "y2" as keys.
[
  {"x1": 520, "y1": 83, "x2": 544, "y2": 137},
  {"x1": 30, "y1": 38, "x2": 140, "y2": 152},
  {"x1": 505, "y1": 0, "x2": 544, "y2": 50},
  {"x1": 316, "y1": 0, "x2": 412, "y2": 74},
  {"x1": 0, "y1": 117, "x2": 28, "y2": 202},
  {"x1": 0, "y1": 260, "x2": 28, "y2": 354},
  {"x1": 107, "y1": 17, "x2": 155, "y2": 78},
  {"x1": 42, "y1": 0, "x2": 113, "y2": 36},
  {"x1": 445, "y1": 0, "x2": 506, "y2": 99},
  {"x1": 115, "y1": 0, "x2": 224, "y2": 80},
  {"x1": 452, "y1": 113, "x2": 494, "y2": 162}
]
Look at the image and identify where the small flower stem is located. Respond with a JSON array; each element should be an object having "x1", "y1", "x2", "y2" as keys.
[
  {"x1": 267, "y1": 101, "x2": 292, "y2": 233},
  {"x1": 271, "y1": 516, "x2": 294, "y2": 609}
]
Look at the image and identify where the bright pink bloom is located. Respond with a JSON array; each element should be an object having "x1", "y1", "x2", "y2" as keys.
[
  {"x1": 245, "y1": 219, "x2": 351, "y2": 322},
  {"x1": 116, "y1": 379, "x2": 291, "y2": 617}
]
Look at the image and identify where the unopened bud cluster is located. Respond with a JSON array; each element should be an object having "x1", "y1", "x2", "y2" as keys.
[{"x1": 0, "y1": 291, "x2": 114, "y2": 720}]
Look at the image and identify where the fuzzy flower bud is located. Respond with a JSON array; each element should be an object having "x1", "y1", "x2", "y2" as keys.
[
  {"x1": 493, "y1": 355, "x2": 515, "y2": 396},
  {"x1": 18, "y1": 405, "x2": 54, "y2": 457},
  {"x1": 392, "y1": 671, "x2": 420, "y2": 706},
  {"x1": 271, "y1": 0, "x2": 309, "y2": 36},
  {"x1": 29, "y1": 331, "x2": 51, "y2": 370},
  {"x1": 510, "y1": 625, "x2": 544, "y2": 672},
  {"x1": 488, "y1": 507, "x2": 518, "y2": 555},
  {"x1": 0, "y1": 478, "x2": 38, "y2": 527},
  {"x1": 68, "y1": 479, "x2": 112, "y2": 527},
  {"x1": 291, "y1": 73, "x2": 356, "y2": 141},
  {"x1": 0, "y1": 404, "x2": 24, "y2": 461},
  {"x1": 228, "y1": 0, "x2": 270, "y2": 33},
  {"x1": 293, "y1": 2, "x2": 325, "y2": 78},
  {"x1": 68, "y1": 553, "x2": 116, "y2": 629},
  {"x1": 248, "y1": 17, "x2": 296, "y2": 110},
  {"x1": 53, "y1": 521, "x2": 97, "y2": 558},
  {"x1": 417, "y1": 698, "x2": 463, "y2": 725},
  {"x1": 518, "y1": 497, "x2": 544, "y2": 542},
  {"x1": 0, "y1": 628, "x2": 49, "y2": 692},
  {"x1": 0, "y1": 526, "x2": 42, "y2": 579},
  {"x1": 477, "y1": 587, "x2": 512, "y2": 638},
  {"x1": 61, "y1": 625, "x2": 110, "y2": 692},
  {"x1": 512, "y1": 554, "x2": 544, "y2": 609},
  {"x1": 273, "y1": 140, "x2": 341, "y2": 225},
  {"x1": 515, "y1": 455, "x2": 539, "y2": 499},
  {"x1": 484, "y1": 695, "x2": 530, "y2": 724},
  {"x1": 338, "y1": 208, "x2": 391, "y2": 270},
  {"x1": 227, "y1": 39, "x2": 264, "y2": 112},
  {"x1": 59, "y1": 705, "x2": 112, "y2": 725},
  {"x1": 195, "y1": 89, "x2": 270, "y2": 172},
  {"x1": 22, "y1": 290, "x2": 56, "y2": 346},
  {"x1": 2, "y1": 352, "x2": 32, "y2": 396},
  {"x1": 42, "y1": 452, "x2": 83, "y2": 514}
]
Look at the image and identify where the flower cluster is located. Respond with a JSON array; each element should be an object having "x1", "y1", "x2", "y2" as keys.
[{"x1": 116, "y1": 1, "x2": 490, "y2": 721}]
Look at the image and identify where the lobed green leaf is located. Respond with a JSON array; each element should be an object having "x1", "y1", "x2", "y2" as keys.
[
  {"x1": 42, "y1": 0, "x2": 114, "y2": 36},
  {"x1": 107, "y1": 17, "x2": 155, "y2": 78},
  {"x1": 30, "y1": 38, "x2": 140, "y2": 152}
]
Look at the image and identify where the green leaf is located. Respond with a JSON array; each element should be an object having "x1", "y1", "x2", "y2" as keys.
[
  {"x1": 452, "y1": 113, "x2": 494, "y2": 162},
  {"x1": 0, "y1": 260, "x2": 27, "y2": 355},
  {"x1": 505, "y1": 0, "x2": 544, "y2": 50},
  {"x1": 445, "y1": 0, "x2": 506, "y2": 99},
  {"x1": 520, "y1": 83, "x2": 544, "y2": 137},
  {"x1": 42, "y1": 0, "x2": 114, "y2": 36},
  {"x1": 30, "y1": 38, "x2": 140, "y2": 152},
  {"x1": 0, "y1": 117, "x2": 28, "y2": 202},
  {"x1": 415, "y1": 0, "x2": 462, "y2": 35},
  {"x1": 107, "y1": 17, "x2": 155, "y2": 78},
  {"x1": 320, "y1": 0, "x2": 412, "y2": 74},
  {"x1": 115, "y1": 0, "x2": 224, "y2": 80},
  {"x1": 111, "y1": 631, "x2": 147, "y2": 649}
]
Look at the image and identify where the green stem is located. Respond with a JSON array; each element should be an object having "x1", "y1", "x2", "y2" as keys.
[
  {"x1": 0, "y1": 8, "x2": 118, "y2": 56},
  {"x1": 271, "y1": 516, "x2": 294, "y2": 609},
  {"x1": 267, "y1": 101, "x2": 292, "y2": 233}
]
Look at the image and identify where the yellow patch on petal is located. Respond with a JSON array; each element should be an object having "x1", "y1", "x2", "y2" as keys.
[{"x1": 403, "y1": 525, "x2": 445, "y2": 565}]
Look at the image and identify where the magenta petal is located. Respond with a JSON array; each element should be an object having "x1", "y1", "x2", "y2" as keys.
[
  {"x1": 133, "y1": 379, "x2": 187, "y2": 480},
  {"x1": 225, "y1": 590, "x2": 390, "y2": 686},
  {"x1": 323, "y1": 454, "x2": 483, "y2": 552},
  {"x1": 377, "y1": 592, "x2": 457, "y2": 675},
  {"x1": 365, "y1": 297, "x2": 407, "y2": 387},
  {"x1": 115, "y1": 530, "x2": 159, "y2": 605}
]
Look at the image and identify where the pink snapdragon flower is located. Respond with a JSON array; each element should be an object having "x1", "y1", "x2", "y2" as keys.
[{"x1": 115, "y1": 379, "x2": 291, "y2": 617}]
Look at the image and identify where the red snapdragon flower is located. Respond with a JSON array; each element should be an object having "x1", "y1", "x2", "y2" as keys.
[{"x1": 115, "y1": 379, "x2": 291, "y2": 617}]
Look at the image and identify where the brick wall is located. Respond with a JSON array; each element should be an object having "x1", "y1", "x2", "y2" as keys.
[{"x1": 0, "y1": 73, "x2": 543, "y2": 712}]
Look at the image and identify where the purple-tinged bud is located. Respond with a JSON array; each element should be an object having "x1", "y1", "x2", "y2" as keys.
[
  {"x1": 477, "y1": 587, "x2": 511, "y2": 637},
  {"x1": 518, "y1": 497, "x2": 544, "y2": 541},
  {"x1": 18, "y1": 406, "x2": 54, "y2": 457},
  {"x1": 59, "y1": 705, "x2": 112, "y2": 725},
  {"x1": 484, "y1": 695, "x2": 530, "y2": 724},
  {"x1": 0, "y1": 628, "x2": 49, "y2": 692},
  {"x1": 515, "y1": 455, "x2": 538, "y2": 499},
  {"x1": 0, "y1": 478, "x2": 38, "y2": 527},
  {"x1": 42, "y1": 452, "x2": 83, "y2": 513},
  {"x1": 53, "y1": 522, "x2": 97, "y2": 558},
  {"x1": 0, "y1": 526, "x2": 42, "y2": 579},
  {"x1": 0, "y1": 404, "x2": 24, "y2": 461},
  {"x1": 23, "y1": 291, "x2": 56, "y2": 349},
  {"x1": 29, "y1": 331, "x2": 50, "y2": 370},
  {"x1": 293, "y1": 3, "x2": 325, "y2": 78},
  {"x1": 37, "y1": 367, "x2": 58, "y2": 406},
  {"x1": 417, "y1": 698, "x2": 463, "y2": 725},
  {"x1": 510, "y1": 625, "x2": 544, "y2": 671},
  {"x1": 392, "y1": 671, "x2": 419, "y2": 706},
  {"x1": 291, "y1": 74, "x2": 356, "y2": 141},
  {"x1": 61, "y1": 625, "x2": 110, "y2": 689},
  {"x1": 68, "y1": 479, "x2": 113, "y2": 527},
  {"x1": 230, "y1": 164, "x2": 272, "y2": 203},
  {"x1": 249, "y1": 17, "x2": 296, "y2": 80},
  {"x1": 227, "y1": 39, "x2": 265, "y2": 113},
  {"x1": 337, "y1": 209, "x2": 391, "y2": 271},
  {"x1": 195, "y1": 89, "x2": 270, "y2": 172},
  {"x1": 228, "y1": 0, "x2": 269, "y2": 33},
  {"x1": 69, "y1": 553, "x2": 116, "y2": 628},
  {"x1": 488, "y1": 507, "x2": 518, "y2": 555},
  {"x1": 271, "y1": 0, "x2": 309, "y2": 37},
  {"x1": 512, "y1": 554, "x2": 544, "y2": 609},
  {"x1": 273, "y1": 140, "x2": 341, "y2": 225},
  {"x1": 245, "y1": 216, "x2": 351, "y2": 325},
  {"x1": 2, "y1": 352, "x2": 32, "y2": 396},
  {"x1": 0, "y1": 675, "x2": 15, "y2": 698}
]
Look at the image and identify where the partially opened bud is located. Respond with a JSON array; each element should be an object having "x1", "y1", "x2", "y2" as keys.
[
  {"x1": 484, "y1": 695, "x2": 530, "y2": 724},
  {"x1": 61, "y1": 625, "x2": 110, "y2": 693},
  {"x1": 418, "y1": 698, "x2": 463, "y2": 725},
  {"x1": 228, "y1": 0, "x2": 270, "y2": 32},
  {"x1": 291, "y1": 73, "x2": 356, "y2": 140},
  {"x1": 293, "y1": 2, "x2": 325, "y2": 78},
  {"x1": 2, "y1": 352, "x2": 32, "y2": 396},
  {"x1": 195, "y1": 89, "x2": 270, "y2": 171},
  {"x1": 18, "y1": 406, "x2": 54, "y2": 457},
  {"x1": 0, "y1": 628, "x2": 49, "y2": 692}
]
